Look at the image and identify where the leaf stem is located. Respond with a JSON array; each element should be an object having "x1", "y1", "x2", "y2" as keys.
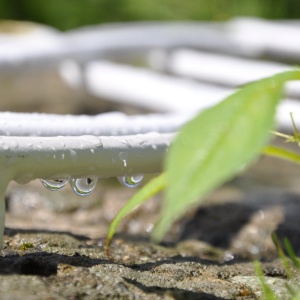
[
  {"x1": 105, "y1": 173, "x2": 166, "y2": 259},
  {"x1": 262, "y1": 145, "x2": 300, "y2": 165}
]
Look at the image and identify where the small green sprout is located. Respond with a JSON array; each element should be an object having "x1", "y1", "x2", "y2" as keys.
[
  {"x1": 272, "y1": 112, "x2": 300, "y2": 147},
  {"x1": 255, "y1": 236, "x2": 300, "y2": 300},
  {"x1": 254, "y1": 260, "x2": 277, "y2": 300},
  {"x1": 263, "y1": 113, "x2": 300, "y2": 165}
]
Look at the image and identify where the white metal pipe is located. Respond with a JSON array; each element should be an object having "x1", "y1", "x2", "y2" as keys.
[
  {"x1": 168, "y1": 49, "x2": 300, "y2": 98},
  {"x1": 2, "y1": 19, "x2": 300, "y2": 74},
  {"x1": 0, "y1": 133, "x2": 173, "y2": 183},
  {"x1": 0, "y1": 111, "x2": 192, "y2": 136}
]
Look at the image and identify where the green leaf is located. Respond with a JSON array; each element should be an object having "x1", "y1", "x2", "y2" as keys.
[
  {"x1": 105, "y1": 173, "x2": 166, "y2": 256},
  {"x1": 152, "y1": 70, "x2": 300, "y2": 242}
]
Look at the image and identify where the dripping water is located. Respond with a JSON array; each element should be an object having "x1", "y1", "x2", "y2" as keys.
[
  {"x1": 41, "y1": 178, "x2": 69, "y2": 191},
  {"x1": 118, "y1": 175, "x2": 144, "y2": 188},
  {"x1": 70, "y1": 176, "x2": 98, "y2": 196}
]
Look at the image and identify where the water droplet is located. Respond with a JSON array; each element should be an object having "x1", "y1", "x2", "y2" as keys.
[
  {"x1": 69, "y1": 149, "x2": 77, "y2": 161},
  {"x1": 15, "y1": 173, "x2": 34, "y2": 184},
  {"x1": 120, "y1": 139, "x2": 130, "y2": 146},
  {"x1": 6, "y1": 140, "x2": 18, "y2": 150},
  {"x1": 248, "y1": 245, "x2": 260, "y2": 255},
  {"x1": 118, "y1": 175, "x2": 144, "y2": 188},
  {"x1": 223, "y1": 251, "x2": 234, "y2": 262},
  {"x1": 119, "y1": 152, "x2": 128, "y2": 167},
  {"x1": 41, "y1": 178, "x2": 69, "y2": 191},
  {"x1": 70, "y1": 176, "x2": 98, "y2": 196},
  {"x1": 146, "y1": 223, "x2": 154, "y2": 233}
]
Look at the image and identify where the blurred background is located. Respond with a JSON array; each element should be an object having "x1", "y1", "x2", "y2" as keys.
[
  {"x1": 1, "y1": 0, "x2": 300, "y2": 261},
  {"x1": 1, "y1": 0, "x2": 300, "y2": 30},
  {"x1": 1, "y1": 0, "x2": 300, "y2": 115}
]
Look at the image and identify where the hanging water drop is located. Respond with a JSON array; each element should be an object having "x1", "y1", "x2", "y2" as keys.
[
  {"x1": 41, "y1": 178, "x2": 69, "y2": 191},
  {"x1": 70, "y1": 176, "x2": 98, "y2": 196},
  {"x1": 118, "y1": 175, "x2": 144, "y2": 188},
  {"x1": 15, "y1": 173, "x2": 34, "y2": 184}
]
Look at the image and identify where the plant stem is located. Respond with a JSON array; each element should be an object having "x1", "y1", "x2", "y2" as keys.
[{"x1": 262, "y1": 145, "x2": 300, "y2": 165}]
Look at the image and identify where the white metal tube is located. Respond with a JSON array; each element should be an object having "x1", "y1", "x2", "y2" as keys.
[
  {"x1": 0, "y1": 111, "x2": 192, "y2": 136},
  {"x1": 0, "y1": 133, "x2": 173, "y2": 182}
]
